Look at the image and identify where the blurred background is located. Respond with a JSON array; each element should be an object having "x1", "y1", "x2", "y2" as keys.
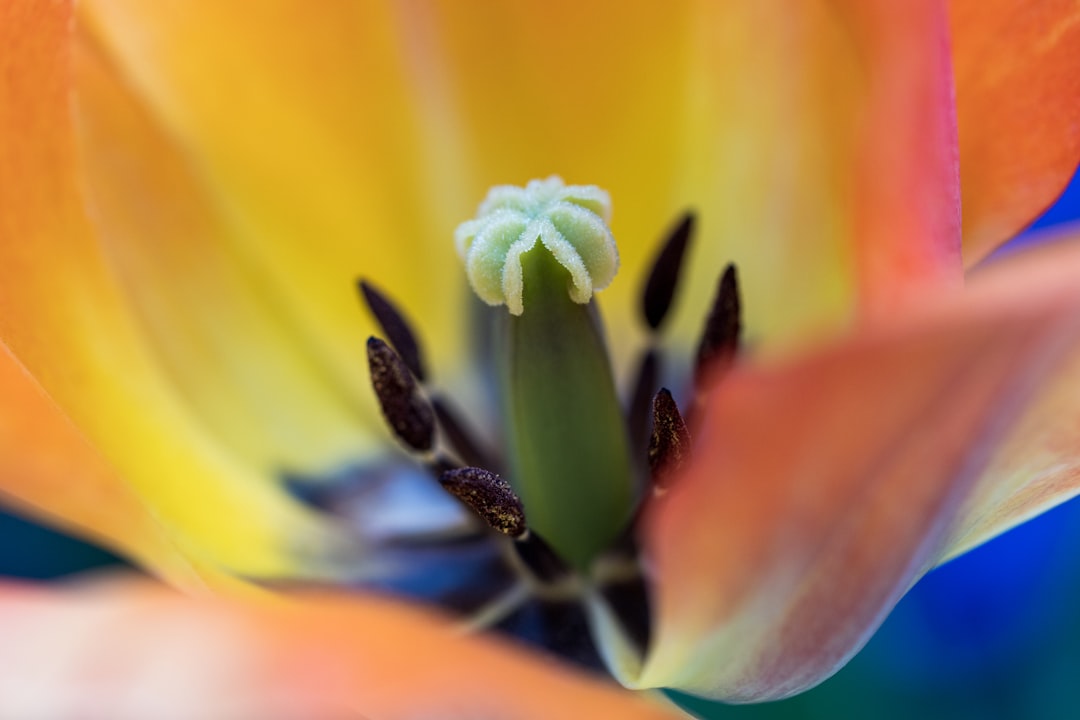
[{"x1": 2, "y1": 170, "x2": 1079, "y2": 719}]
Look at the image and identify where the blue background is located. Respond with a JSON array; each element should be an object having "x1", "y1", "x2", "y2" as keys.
[{"x1": 2, "y1": 171, "x2": 1079, "y2": 718}]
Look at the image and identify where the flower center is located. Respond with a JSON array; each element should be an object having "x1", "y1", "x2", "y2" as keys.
[{"x1": 336, "y1": 176, "x2": 742, "y2": 668}]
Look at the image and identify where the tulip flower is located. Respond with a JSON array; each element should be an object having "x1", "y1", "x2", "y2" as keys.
[{"x1": 2, "y1": 0, "x2": 1080, "y2": 716}]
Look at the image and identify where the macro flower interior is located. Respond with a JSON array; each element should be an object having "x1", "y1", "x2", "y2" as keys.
[{"x1": 1, "y1": 0, "x2": 1080, "y2": 717}]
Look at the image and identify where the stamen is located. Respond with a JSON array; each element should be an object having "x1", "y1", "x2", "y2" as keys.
[
  {"x1": 648, "y1": 388, "x2": 692, "y2": 492},
  {"x1": 626, "y1": 348, "x2": 661, "y2": 464},
  {"x1": 600, "y1": 578, "x2": 653, "y2": 655},
  {"x1": 431, "y1": 396, "x2": 501, "y2": 474},
  {"x1": 627, "y1": 211, "x2": 694, "y2": 472},
  {"x1": 360, "y1": 280, "x2": 500, "y2": 472},
  {"x1": 439, "y1": 467, "x2": 527, "y2": 538},
  {"x1": 640, "y1": 211, "x2": 696, "y2": 332},
  {"x1": 366, "y1": 337, "x2": 436, "y2": 452},
  {"x1": 514, "y1": 530, "x2": 571, "y2": 584},
  {"x1": 694, "y1": 263, "x2": 742, "y2": 389},
  {"x1": 423, "y1": 453, "x2": 461, "y2": 480},
  {"x1": 359, "y1": 279, "x2": 427, "y2": 382}
]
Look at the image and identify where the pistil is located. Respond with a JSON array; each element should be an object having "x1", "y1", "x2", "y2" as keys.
[
  {"x1": 455, "y1": 177, "x2": 635, "y2": 570},
  {"x1": 497, "y1": 248, "x2": 634, "y2": 569}
]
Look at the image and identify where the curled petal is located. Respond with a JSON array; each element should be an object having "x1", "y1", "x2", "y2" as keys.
[
  {"x1": 951, "y1": 0, "x2": 1080, "y2": 262},
  {"x1": 640, "y1": 237, "x2": 1080, "y2": 701},
  {"x1": 0, "y1": 580, "x2": 681, "y2": 720}
]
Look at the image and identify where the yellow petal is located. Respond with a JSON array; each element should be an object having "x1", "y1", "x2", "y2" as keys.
[
  {"x1": 79, "y1": 0, "x2": 963, "y2": 371},
  {"x1": 951, "y1": 0, "x2": 1080, "y2": 263},
  {"x1": 638, "y1": 236, "x2": 1080, "y2": 701},
  {"x1": 78, "y1": 0, "x2": 475, "y2": 407},
  {"x1": 429, "y1": 0, "x2": 962, "y2": 355},
  {"x1": 74, "y1": 14, "x2": 379, "y2": 471},
  {"x1": 0, "y1": 580, "x2": 681, "y2": 719},
  {"x1": 0, "y1": 0, "x2": 348, "y2": 581}
]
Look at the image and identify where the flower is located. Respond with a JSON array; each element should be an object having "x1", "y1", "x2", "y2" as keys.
[{"x1": 1, "y1": 0, "x2": 1080, "y2": 716}]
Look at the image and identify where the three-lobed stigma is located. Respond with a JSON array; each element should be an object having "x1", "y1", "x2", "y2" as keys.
[{"x1": 454, "y1": 176, "x2": 620, "y2": 315}]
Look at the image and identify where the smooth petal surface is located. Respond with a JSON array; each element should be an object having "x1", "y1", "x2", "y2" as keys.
[
  {"x1": 841, "y1": 0, "x2": 961, "y2": 315},
  {"x1": 941, "y1": 228, "x2": 1080, "y2": 559},
  {"x1": 74, "y1": 17, "x2": 379, "y2": 472},
  {"x1": 0, "y1": 0, "x2": 347, "y2": 580},
  {"x1": 77, "y1": 0, "x2": 478, "y2": 430},
  {"x1": 0, "y1": 580, "x2": 681, "y2": 720},
  {"x1": 425, "y1": 0, "x2": 962, "y2": 355},
  {"x1": 639, "y1": 237, "x2": 1080, "y2": 701},
  {"x1": 951, "y1": 0, "x2": 1080, "y2": 262},
  {"x1": 79, "y1": 0, "x2": 961, "y2": 374}
]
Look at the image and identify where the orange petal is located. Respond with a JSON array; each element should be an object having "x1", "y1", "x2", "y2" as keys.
[
  {"x1": 0, "y1": 0, "x2": 349, "y2": 580},
  {"x1": 951, "y1": 0, "x2": 1080, "y2": 263},
  {"x1": 639, "y1": 236, "x2": 1080, "y2": 701},
  {"x1": 842, "y1": 0, "x2": 962, "y2": 315},
  {"x1": 0, "y1": 580, "x2": 680, "y2": 719}
]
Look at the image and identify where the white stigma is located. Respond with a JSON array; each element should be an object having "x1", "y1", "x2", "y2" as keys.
[{"x1": 454, "y1": 176, "x2": 619, "y2": 316}]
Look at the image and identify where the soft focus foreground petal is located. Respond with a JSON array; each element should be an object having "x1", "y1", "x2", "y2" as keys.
[
  {"x1": 951, "y1": 0, "x2": 1080, "y2": 263},
  {"x1": 639, "y1": 238, "x2": 1080, "y2": 701},
  {"x1": 78, "y1": 0, "x2": 475, "y2": 418},
  {"x1": 0, "y1": 581, "x2": 680, "y2": 720},
  {"x1": 429, "y1": 0, "x2": 959, "y2": 357},
  {"x1": 942, "y1": 227, "x2": 1080, "y2": 560},
  {"x1": 81, "y1": 0, "x2": 960, "y2": 369},
  {"x1": 0, "y1": 0, "x2": 348, "y2": 580}
]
